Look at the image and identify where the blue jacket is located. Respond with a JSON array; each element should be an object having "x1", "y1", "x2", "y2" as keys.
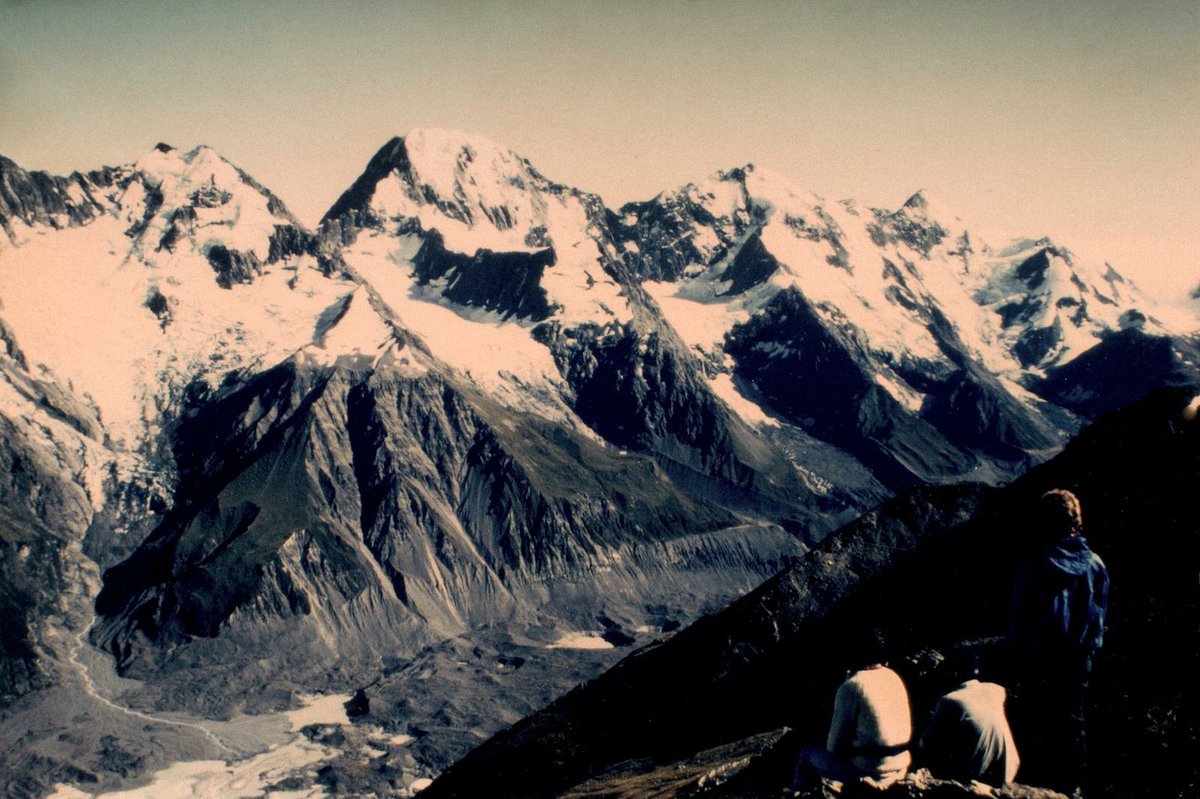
[{"x1": 1010, "y1": 535, "x2": 1109, "y2": 655}]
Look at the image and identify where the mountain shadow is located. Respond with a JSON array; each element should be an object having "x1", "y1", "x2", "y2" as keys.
[{"x1": 422, "y1": 386, "x2": 1199, "y2": 799}]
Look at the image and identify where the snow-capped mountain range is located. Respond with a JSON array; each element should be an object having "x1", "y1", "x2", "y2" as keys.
[
  {"x1": 1, "y1": 132, "x2": 1191, "y2": 467},
  {"x1": 0, "y1": 129, "x2": 1195, "y2": 789}
]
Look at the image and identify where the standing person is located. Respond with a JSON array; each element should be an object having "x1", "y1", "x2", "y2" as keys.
[
  {"x1": 794, "y1": 629, "x2": 912, "y2": 790},
  {"x1": 919, "y1": 649, "x2": 1020, "y2": 787},
  {"x1": 1009, "y1": 489, "x2": 1109, "y2": 795}
]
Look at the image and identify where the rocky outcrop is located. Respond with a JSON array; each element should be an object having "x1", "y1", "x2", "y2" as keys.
[
  {"x1": 320, "y1": 135, "x2": 414, "y2": 228},
  {"x1": 719, "y1": 233, "x2": 782, "y2": 295},
  {"x1": 411, "y1": 231, "x2": 559, "y2": 321},
  {"x1": 617, "y1": 167, "x2": 762, "y2": 283},
  {"x1": 869, "y1": 194, "x2": 950, "y2": 256},
  {"x1": 204, "y1": 244, "x2": 265, "y2": 288},
  {"x1": 0, "y1": 156, "x2": 119, "y2": 242}
]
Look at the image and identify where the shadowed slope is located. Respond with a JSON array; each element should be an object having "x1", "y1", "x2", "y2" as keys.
[{"x1": 424, "y1": 387, "x2": 1199, "y2": 799}]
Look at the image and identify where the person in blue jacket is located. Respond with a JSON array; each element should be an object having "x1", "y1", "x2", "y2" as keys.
[{"x1": 1009, "y1": 488, "x2": 1109, "y2": 795}]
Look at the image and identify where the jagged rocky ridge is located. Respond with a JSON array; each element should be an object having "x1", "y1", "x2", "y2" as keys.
[
  {"x1": 614, "y1": 167, "x2": 1194, "y2": 489},
  {"x1": 0, "y1": 155, "x2": 120, "y2": 237},
  {"x1": 422, "y1": 387, "x2": 1200, "y2": 799},
  {"x1": 0, "y1": 131, "x2": 1195, "y2": 790},
  {"x1": 90, "y1": 351, "x2": 774, "y2": 679}
]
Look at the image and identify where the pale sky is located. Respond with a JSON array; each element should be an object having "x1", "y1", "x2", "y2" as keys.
[{"x1": 2, "y1": 0, "x2": 1197, "y2": 302}]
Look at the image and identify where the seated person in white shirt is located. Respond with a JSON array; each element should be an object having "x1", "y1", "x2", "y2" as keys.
[
  {"x1": 794, "y1": 628, "x2": 913, "y2": 790},
  {"x1": 919, "y1": 649, "x2": 1020, "y2": 787}
]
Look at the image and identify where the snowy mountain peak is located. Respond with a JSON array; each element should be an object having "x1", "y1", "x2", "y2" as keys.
[
  {"x1": 327, "y1": 130, "x2": 635, "y2": 383},
  {"x1": 686, "y1": 163, "x2": 828, "y2": 214},
  {"x1": 323, "y1": 128, "x2": 573, "y2": 256},
  {"x1": 964, "y1": 237, "x2": 1181, "y2": 368},
  {"x1": 402, "y1": 127, "x2": 536, "y2": 182},
  {"x1": 0, "y1": 144, "x2": 340, "y2": 448},
  {"x1": 132, "y1": 142, "x2": 299, "y2": 221},
  {"x1": 109, "y1": 142, "x2": 314, "y2": 284},
  {"x1": 877, "y1": 189, "x2": 972, "y2": 258}
]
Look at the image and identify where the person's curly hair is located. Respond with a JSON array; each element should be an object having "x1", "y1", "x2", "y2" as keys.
[{"x1": 1039, "y1": 488, "x2": 1083, "y2": 536}]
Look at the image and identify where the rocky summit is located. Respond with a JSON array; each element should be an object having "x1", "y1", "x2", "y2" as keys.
[{"x1": 0, "y1": 131, "x2": 1195, "y2": 797}]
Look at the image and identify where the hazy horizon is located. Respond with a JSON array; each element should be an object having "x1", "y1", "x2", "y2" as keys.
[{"x1": 2, "y1": 0, "x2": 1197, "y2": 303}]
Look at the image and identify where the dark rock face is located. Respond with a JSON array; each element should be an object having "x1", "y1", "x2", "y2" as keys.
[
  {"x1": 725, "y1": 288, "x2": 974, "y2": 490},
  {"x1": 422, "y1": 387, "x2": 1200, "y2": 799},
  {"x1": 202, "y1": 225, "x2": 316, "y2": 289},
  {"x1": 321, "y1": 136, "x2": 412, "y2": 227},
  {"x1": 617, "y1": 170, "x2": 760, "y2": 283},
  {"x1": 411, "y1": 232, "x2": 558, "y2": 321},
  {"x1": 344, "y1": 689, "x2": 369, "y2": 718},
  {"x1": 1013, "y1": 248, "x2": 1053, "y2": 291},
  {"x1": 187, "y1": 181, "x2": 232, "y2": 208},
  {"x1": 0, "y1": 347, "x2": 108, "y2": 701},
  {"x1": 536, "y1": 324, "x2": 732, "y2": 469},
  {"x1": 1036, "y1": 329, "x2": 1200, "y2": 419},
  {"x1": 205, "y1": 244, "x2": 265, "y2": 289},
  {"x1": 720, "y1": 233, "x2": 780, "y2": 295},
  {"x1": 0, "y1": 156, "x2": 117, "y2": 241},
  {"x1": 920, "y1": 366, "x2": 1057, "y2": 460},
  {"x1": 532, "y1": 319, "x2": 841, "y2": 529},
  {"x1": 0, "y1": 317, "x2": 28, "y2": 372},
  {"x1": 143, "y1": 287, "x2": 173, "y2": 329},
  {"x1": 268, "y1": 223, "x2": 318, "y2": 263},
  {"x1": 914, "y1": 306, "x2": 1060, "y2": 461},
  {"x1": 0, "y1": 526, "x2": 62, "y2": 700},
  {"x1": 91, "y1": 354, "x2": 756, "y2": 683},
  {"x1": 869, "y1": 202, "x2": 948, "y2": 256},
  {"x1": 1013, "y1": 321, "x2": 1063, "y2": 369},
  {"x1": 156, "y1": 205, "x2": 196, "y2": 252}
]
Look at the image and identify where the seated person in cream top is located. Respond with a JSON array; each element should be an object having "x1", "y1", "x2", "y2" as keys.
[{"x1": 794, "y1": 629, "x2": 912, "y2": 789}]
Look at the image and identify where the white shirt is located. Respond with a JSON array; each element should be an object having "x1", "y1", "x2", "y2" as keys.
[
  {"x1": 827, "y1": 665, "x2": 913, "y2": 781},
  {"x1": 920, "y1": 679, "x2": 1020, "y2": 785}
]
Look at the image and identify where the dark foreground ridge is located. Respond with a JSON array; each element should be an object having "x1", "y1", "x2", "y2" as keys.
[{"x1": 423, "y1": 387, "x2": 1199, "y2": 799}]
